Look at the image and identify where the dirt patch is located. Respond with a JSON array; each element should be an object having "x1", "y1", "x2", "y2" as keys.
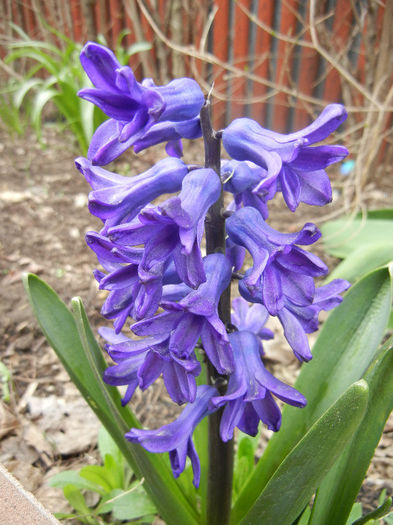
[{"x1": 0, "y1": 124, "x2": 392, "y2": 518}]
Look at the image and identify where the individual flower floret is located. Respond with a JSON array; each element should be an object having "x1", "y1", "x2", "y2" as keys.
[
  {"x1": 231, "y1": 296, "x2": 274, "y2": 348},
  {"x1": 131, "y1": 254, "x2": 235, "y2": 375},
  {"x1": 75, "y1": 156, "x2": 188, "y2": 232},
  {"x1": 108, "y1": 168, "x2": 221, "y2": 289},
  {"x1": 226, "y1": 206, "x2": 327, "y2": 315},
  {"x1": 210, "y1": 331, "x2": 307, "y2": 440},
  {"x1": 222, "y1": 104, "x2": 348, "y2": 211},
  {"x1": 99, "y1": 326, "x2": 201, "y2": 406},
  {"x1": 133, "y1": 117, "x2": 202, "y2": 158},
  {"x1": 78, "y1": 42, "x2": 204, "y2": 164},
  {"x1": 240, "y1": 273, "x2": 350, "y2": 361},
  {"x1": 126, "y1": 385, "x2": 218, "y2": 487},
  {"x1": 86, "y1": 232, "x2": 181, "y2": 329},
  {"x1": 222, "y1": 159, "x2": 271, "y2": 219}
]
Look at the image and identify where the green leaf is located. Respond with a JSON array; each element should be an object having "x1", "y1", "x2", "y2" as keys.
[
  {"x1": 233, "y1": 433, "x2": 259, "y2": 498},
  {"x1": 357, "y1": 208, "x2": 393, "y2": 220},
  {"x1": 5, "y1": 49, "x2": 59, "y2": 76},
  {"x1": 388, "y1": 308, "x2": 393, "y2": 331},
  {"x1": 111, "y1": 485, "x2": 156, "y2": 520},
  {"x1": 238, "y1": 381, "x2": 369, "y2": 525},
  {"x1": 23, "y1": 274, "x2": 199, "y2": 525},
  {"x1": 103, "y1": 453, "x2": 124, "y2": 490},
  {"x1": 308, "y1": 336, "x2": 393, "y2": 525},
  {"x1": 31, "y1": 89, "x2": 58, "y2": 138},
  {"x1": 321, "y1": 217, "x2": 393, "y2": 258},
  {"x1": 127, "y1": 42, "x2": 153, "y2": 56},
  {"x1": 98, "y1": 425, "x2": 124, "y2": 470},
  {"x1": 62, "y1": 485, "x2": 96, "y2": 524},
  {"x1": 49, "y1": 470, "x2": 105, "y2": 495},
  {"x1": 231, "y1": 266, "x2": 392, "y2": 524},
  {"x1": 345, "y1": 503, "x2": 363, "y2": 524},
  {"x1": 79, "y1": 465, "x2": 113, "y2": 493},
  {"x1": 13, "y1": 78, "x2": 42, "y2": 109},
  {"x1": 327, "y1": 242, "x2": 393, "y2": 283},
  {"x1": 351, "y1": 497, "x2": 392, "y2": 525}
]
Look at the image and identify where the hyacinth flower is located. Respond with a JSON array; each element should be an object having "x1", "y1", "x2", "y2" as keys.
[
  {"x1": 132, "y1": 254, "x2": 235, "y2": 375},
  {"x1": 86, "y1": 232, "x2": 182, "y2": 328},
  {"x1": 126, "y1": 385, "x2": 217, "y2": 487},
  {"x1": 222, "y1": 159, "x2": 272, "y2": 219},
  {"x1": 222, "y1": 104, "x2": 349, "y2": 211},
  {"x1": 231, "y1": 296, "x2": 274, "y2": 348},
  {"x1": 240, "y1": 277, "x2": 351, "y2": 362},
  {"x1": 108, "y1": 167, "x2": 221, "y2": 289},
  {"x1": 75, "y1": 156, "x2": 188, "y2": 232},
  {"x1": 211, "y1": 331, "x2": 307, "y2": 440},
  {"x1": 226, "y1": 206, "x2": 327, "y2": 312},
  {"x1": 133, "y1": 117, "x2": 202, "y2": 158},
  {"x1": 99, "y1": 326, "x2": 201, "y2": 406},
  {"x1": 78, "y1": 42, "x2": 204, "y2": 164}
]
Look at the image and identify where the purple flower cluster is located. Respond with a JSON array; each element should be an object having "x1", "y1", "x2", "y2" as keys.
[{"x1": 77, "y1": 42, "x2": 350, "y2": 486}]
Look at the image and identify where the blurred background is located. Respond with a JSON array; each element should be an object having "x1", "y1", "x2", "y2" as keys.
[{"x1": 1, "y1": 0, "x2": 392, "y2": 205}]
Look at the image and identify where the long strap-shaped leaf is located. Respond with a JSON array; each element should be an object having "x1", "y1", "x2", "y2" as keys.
[
  {"x1": 231, "y1": 266, "x2": 392, "y2": 524},
  {"x1": 238, "y1": 381, "x2": 369, "y2": 525},
  {"x1": 23, "y1": 273, "x2": 199, "y2": 525},
  {"x1": 308, "y1": 335, "x2": 393, "y2": 525}
]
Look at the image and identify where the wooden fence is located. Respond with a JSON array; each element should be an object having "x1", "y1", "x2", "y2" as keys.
[{"x1": 0, "y1": 0, "x2": 389, "y2": 132}]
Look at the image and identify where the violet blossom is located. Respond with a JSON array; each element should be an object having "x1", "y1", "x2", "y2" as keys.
[
  {"x1": 75, "y1": 41, "x2": 351, "y2": 491},
  {"x1": 211, "y1": 331, "x2": 307, "y2": 440},
  {"x1": 226, "y1": 206, "x2": 327, "y2": 312},
  {"x1": 75, "y1": 156, "x2": 188, "y2": 232},
  {"x1": 222, "y1": 104, "x2": 348, "y2": 211},
  {"x1": 108, "y1": 168, "x2": 221, "y2": 289},
  {"x1": 99, "y1": 326, "x2": 201, "y2": 406},
  {"x1": 126, "y1": 385, "x2": 217, "y2": 487},
  {"x1": 222, "y1": 159, "x2": 271, "y2": 219},
  {"x1": 86, "y1": 232, "x2": 181, "y2": 329},
  {"x1": 131, "y1": 254, "x2": 235, "y2": 375},
  {"x1": 79, "y1": 42, "x2": 204, "y2": 164}
]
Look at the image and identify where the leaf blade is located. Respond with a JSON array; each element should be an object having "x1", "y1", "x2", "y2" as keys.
[{"x1": 239, "y1": 381, "x2": 369, "y2": 525}]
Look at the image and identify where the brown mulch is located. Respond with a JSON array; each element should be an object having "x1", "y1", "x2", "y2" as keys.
[{"x1": 0, "y1": 124, "x2": 392, "y2": 520}]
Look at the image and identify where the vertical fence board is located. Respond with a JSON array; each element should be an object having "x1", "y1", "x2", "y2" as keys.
[
  {"x1": 249, "y1": 0, "x2": 275, "y2": 126},
  {"x1": 271, "y1": 0, "x2": 298, "y2": 132},
  {"x1": 211, "y1": 0, "x2": 230, "y2": 128},
  {"x1": 227, "y1": 0, "x2": 251, "y2": 121},
  {"x1": 322, "y1": 0, "x2": 353, "y2": 104},
  {"x1": 69, "y1": 0, "x2": 84, "y2": 42}
]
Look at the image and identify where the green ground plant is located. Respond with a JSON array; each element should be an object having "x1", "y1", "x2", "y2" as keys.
[
  {"x1": 2, "y1": 25, "x2": 151, "y2": 154},
  {"x1": 49, "y1": 425, "x2": 156, "y2": 524}
]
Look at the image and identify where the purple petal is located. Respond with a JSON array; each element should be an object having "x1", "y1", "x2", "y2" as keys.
[
  {"x1": 219, "y1": 398, "x2": 245, "y2": 442},
  {"x1": 292, "y1": 145, "x2": 348, "y2": 170},
  {"x1": 75, "y1": 157, "x2": 127, "y2": 189},
  {"x1": 132, "y1": 311, "x2": 183, "y2": 336},
  {"x1": 298, "y1": 169, "x2": 332, "y2": 207},
  {"x1": 278, "y1": 308, "x2": 313, "y2": 361},
  {"x1": 80, "y1": 42, "x2": 121, "y2": 92},
  {"x1": 78, "y1": 88, "x2": 142, "y2": 121},
  {"x1": 154, "y1": 78, "x2": 205, "y2": 122},
  {"x1": 284, "y1": 104, "x2": 347, "y2": 145},
  {"x1": 252, "y1": 394, "x2": 282, "y2": 432}
]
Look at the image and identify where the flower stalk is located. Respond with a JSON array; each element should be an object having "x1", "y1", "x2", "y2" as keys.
[{"x1": 201, "y1": 100, "x2": 234, "y2": 525}]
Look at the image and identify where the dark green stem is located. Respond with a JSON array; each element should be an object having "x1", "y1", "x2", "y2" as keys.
[{"x1": 201, "y1": 99, "x2": 234, "y2": 525}]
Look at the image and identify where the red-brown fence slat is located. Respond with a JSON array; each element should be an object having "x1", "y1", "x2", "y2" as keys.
[
  {"x1": 272, "y1": 0, "x2": 298, "y2": 132},
  {"x1": 211, "y1": 0, "x2": 230, "y2": 128},
  {"x1": 228, "y1": 0, "x2": 252, "y2": 121},
  {"x1": 249, "y1": 0, "x2": 275, "y2": 126}
]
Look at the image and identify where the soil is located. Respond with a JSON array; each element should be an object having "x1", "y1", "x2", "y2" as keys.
[{"x1": 0, "y1": 124, "x2": 392, "y2": 521}]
